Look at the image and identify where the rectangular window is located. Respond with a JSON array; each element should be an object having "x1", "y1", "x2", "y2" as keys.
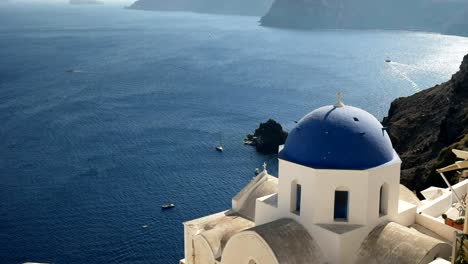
[
  {"x1": 334, "y1": 191, "x2": 348, "y2": 221},
  {"x1": 379, "y1": 184, "x2": 388, "y2": 216},
  {"x1": 296, "y1": 184, "x2": 302, "y2": 212},
  {"x1": 290, "y1": 182, "x2": 302, "y2": 215}
]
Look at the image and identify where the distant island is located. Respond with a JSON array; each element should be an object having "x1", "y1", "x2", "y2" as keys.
[
  {"x1": 127, "y1": 0, "x2": 273, "y2": 16},
  {"x1": 70, "y1": 0, "x2": 103, "y2": 5},
  {"x1": 261, "y1": 0, "x2": 468, "y2": 37}
]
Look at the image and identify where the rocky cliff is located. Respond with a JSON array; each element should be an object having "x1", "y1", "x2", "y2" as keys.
[
  {"x1": 382, "y1": 54, "x2": 468, "y2": 193},
  {"x1": 261, "y1": 0, "x2": 468, "y2": 37},
  {"x1": 128, "y1": 0, "x2": 274, "y2": 16}
]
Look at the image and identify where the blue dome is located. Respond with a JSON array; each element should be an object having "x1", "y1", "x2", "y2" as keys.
[{"x1": 279, "y1": 105, "x2": 395, "y2": 170}]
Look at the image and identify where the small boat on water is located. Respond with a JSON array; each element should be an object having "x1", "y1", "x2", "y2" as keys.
[
  {"x1": 216, "y1": 132, "x2": 223, "y2": 152},
  {"x1": 66, "y1": 69, "x2": 81, "y2": 73},
  {"x1": 162, "y1": 203, "x2": 175, "y2": 209}
]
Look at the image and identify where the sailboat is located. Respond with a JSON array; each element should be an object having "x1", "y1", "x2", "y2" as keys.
[{"x1": 216, "y1": 132, "x2": 223, "y2": 152}]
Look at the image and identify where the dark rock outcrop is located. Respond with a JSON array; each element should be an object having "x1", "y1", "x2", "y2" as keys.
[
  {"x1": 128, "y1": 0, "x2": 274, "y2": 16},
  {"x1": 261, "y1": 0, "x2": 468, "y2": 37},
  {"x1": 382, "y1": 54, "x2": 468, "y2": 193},
  {"x1": 246, "y1": 119, "x2": 288, "y2": 155}
]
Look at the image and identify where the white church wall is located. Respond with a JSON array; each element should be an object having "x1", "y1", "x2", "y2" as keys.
[
  {"x1": 277, "y1": 159, "x2": 310, "y2": 213},
  {"x1": 275, "y1": 159, "x2": 315, "y2": 226},
  {"x1": 366, "y1": 158, "x2": 401, "y2": 227},
  {"x1": 279, "y1": 159, "x2": 371, "y2": 225},
  {"x1": 310, "y1": 169, "x2": 369, "y2": 225},
  {"x1": 255, "y1": 194, "x2": 287, "y2": 226},
  {"x1": 366, "y1": 173, "x2": 382, "y2": 226},
  {"x1": 301, "y1": 172, "x2": 321, "y2": 224},
  {"x1": 339, "y1": 226, "x2": 371, "y2": 264},
  {"x1": 307, "y1": 224, "x2": 341, "y2": 263},
  {"x1": 300, "y1": 224, "x2": 369, "y2": 264}
]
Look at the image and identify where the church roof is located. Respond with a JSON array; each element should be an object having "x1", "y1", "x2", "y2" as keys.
[
  {"x1": 279, "y1": 105, "x2": 395, "y2": 170},
  {"x1": 233, "y1": 172, "x2": 278, "y2": 220},
  {"x1": 242, "y1": 219, "x2": 327, "y2": 263},
  {"x1": 357, "y1": 222, "x2": 451, "y2": 264},
  {"x1": 191, "y1": 211, "x2": 254, "y2": 259}
]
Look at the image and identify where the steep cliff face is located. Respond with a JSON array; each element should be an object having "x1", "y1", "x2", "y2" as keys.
[
  {"x1": 261, "y1": 0, "x2": 468, "y2": 37},
  {"x1": 382, "y1": 54, "x2": 468, "y2": 192},
  {"x1": 128, "y1": 0, "x2": 274, "y2": 16}
]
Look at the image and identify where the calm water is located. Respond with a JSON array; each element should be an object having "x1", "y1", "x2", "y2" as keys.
[{"x1": 0, "y1": 4, "x2": 467, "y2": 264}]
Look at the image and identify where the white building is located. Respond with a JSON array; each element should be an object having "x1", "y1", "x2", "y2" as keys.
[{"x1": 180, "y1": 97, "x2": 467, "y2": 264}]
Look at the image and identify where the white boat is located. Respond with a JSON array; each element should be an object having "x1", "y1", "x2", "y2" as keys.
[
  {"x1": 216, "y1": 132, "x2": 223, "y2": 152},
  {"x1": 162, "y1": 203, "x2": 175, "y2": 209}
]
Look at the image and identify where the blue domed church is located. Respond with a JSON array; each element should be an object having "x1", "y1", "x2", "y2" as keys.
[{"x1": 179, "y1": 95, "x2": 453, "y2": 264}]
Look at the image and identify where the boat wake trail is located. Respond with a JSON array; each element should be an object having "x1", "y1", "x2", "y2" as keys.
[{"x1": 388, "y1": 62, "x2": 421, "y2": 92}]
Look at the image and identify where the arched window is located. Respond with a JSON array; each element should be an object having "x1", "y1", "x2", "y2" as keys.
[
  {"x1": 334, "y1": 187, "x2": 349, "y2": 221},
  {"x1": 290, "y1": 180, "x2": 301, "y2": 215},
  {"x1": 379, "y1": 183, "x2": 389, "y2": 216}
]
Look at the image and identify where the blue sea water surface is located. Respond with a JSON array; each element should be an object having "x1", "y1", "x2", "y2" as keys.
[{"x1": 0, "y1": 4, "x2": 467, "y2": 264}]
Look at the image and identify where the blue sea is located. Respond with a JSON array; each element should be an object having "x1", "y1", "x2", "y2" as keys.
[{"x1": 0, "y1": 3, "x2": 467, "y2": 264}]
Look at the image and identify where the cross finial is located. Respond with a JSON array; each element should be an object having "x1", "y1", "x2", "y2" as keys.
[
  {"x1": 335, "y1": 91, "x2": 345, "y2": 108},
  {"x1": 262, "y1": 162, "x2": 267, "y2": 171}
]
